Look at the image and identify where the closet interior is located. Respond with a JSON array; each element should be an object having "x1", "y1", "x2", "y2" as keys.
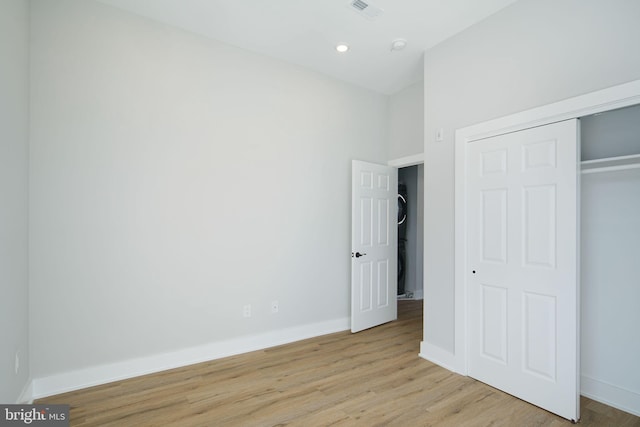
[{"x1": 580, "y1": 103, "x2": 640, "y2": 413}]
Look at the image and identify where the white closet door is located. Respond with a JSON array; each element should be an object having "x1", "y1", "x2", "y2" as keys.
[{"x1": 467, "y1": 119, "x2": 579, "y2": 421}]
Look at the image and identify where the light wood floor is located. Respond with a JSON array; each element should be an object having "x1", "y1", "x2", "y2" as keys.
[{"x1": 39, "y1": 300, "x2": 639, "y2": 426}]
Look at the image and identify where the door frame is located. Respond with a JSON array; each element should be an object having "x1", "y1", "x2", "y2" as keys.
[
  {"x1": 452, "y1": 79, "x2": 640, "y2": 375},
  {"x1": 351, "y1": 153, "x2": 424, "y2": 332}
]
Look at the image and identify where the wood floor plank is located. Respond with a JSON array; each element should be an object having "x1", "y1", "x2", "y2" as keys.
[{"x1": 37, "y1": 300, "x2": 639, "y2": 426}]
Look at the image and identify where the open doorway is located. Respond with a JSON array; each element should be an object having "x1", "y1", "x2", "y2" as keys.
[
  {"x1": 398, "y1": 164, "x2": 424, "y2": 301},
  {"x1": 351, "y1": 159, "x2": 423, "y2": 333}
]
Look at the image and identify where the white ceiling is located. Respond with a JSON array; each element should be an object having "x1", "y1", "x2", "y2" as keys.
[{"x1": 97, "y1": 0, "x2": 518, "y2": 95}]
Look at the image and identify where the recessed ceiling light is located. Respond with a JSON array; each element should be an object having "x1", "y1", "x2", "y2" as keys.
[
  {"x1": 391, "y1": 38, "x2": 407, "y2": 52},
  {"x1": 336, "y1": 44, "x2": 349, "y2": 53}
]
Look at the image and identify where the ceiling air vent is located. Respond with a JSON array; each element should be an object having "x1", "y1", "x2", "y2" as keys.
[{"x1": 348, "y1": 0, "x2": 383, "y2": 20}]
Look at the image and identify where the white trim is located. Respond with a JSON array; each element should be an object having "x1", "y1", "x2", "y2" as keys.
[
  {"x1": 388, "y1": 153, "x2": 424, "y2": 168},
  {"x1": 581, "y1": 375, "x2": 640, "y2": 417},
  {"x1": 419, "y1": 341, "x2": 459, "y2": 374},
  {"x1": 454, "y1": 135, "x2": 469, "y2": 374},
  {"x1": 17, "y1": 379, "x2": 33, "y2": 404},
  {"x1": 454, "y1": 79, "x2": 640, "y2": 376},
  {"x1": 30, "y1": 317, "x2": 349, "y2": 400},
  {"x1": 456, "y1": 80, "x2": 640, "y2": 143}
]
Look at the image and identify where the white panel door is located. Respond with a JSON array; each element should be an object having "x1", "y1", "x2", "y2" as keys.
[
  {"x1": 351, "y1": 160, "x2": 397, "y2": 333},
  {"x1": 467, "y1": 120, "x2": 579, "y2": 421}
]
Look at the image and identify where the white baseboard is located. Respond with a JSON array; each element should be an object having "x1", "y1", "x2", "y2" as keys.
[
  {"x1": 30, "y1": 317, "x2": 350, "y2": 400},
  {"x1": 17, "y1": 379, "x2": 33, "y2": 404},
  {"x1": 417, "y1": 349, "x2": 640, "y2": 417},
  {"x1": 581, "y1": 374, "x2": 640, "y2": 417},
  {"x1": 419, "y1": 341, "x2": 458, "y2": 374}
]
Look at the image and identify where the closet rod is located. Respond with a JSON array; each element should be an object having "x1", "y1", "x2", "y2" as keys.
[
  {"x1": 581, "y1": 153, "x2": 640, "y2": 174},
  {"x1": 581, "y1": 162, "x2": 640, "y2": 174}
]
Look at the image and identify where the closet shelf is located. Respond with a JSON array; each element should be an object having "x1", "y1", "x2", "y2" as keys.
[{"x1": 581, "y1": 153, "x2": 640, "y2": 174}]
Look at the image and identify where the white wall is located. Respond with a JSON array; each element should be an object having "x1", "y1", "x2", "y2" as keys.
[
  {"x1": 581, "y1": 168, "x2": 640, "y2": 413},
  {"x1": 0, "y1": 0, "x2": 30, "y2": 404},
  {"x1": 390, "y1": 80, "x2": 424, "y2": 300},
  {"x1": 389, "y1": 80, "x2": 424, "y2": 160},
  {"x1": 581, "y1": 104, "x2": 640, "y2": 160},
  {"x1": 29, "y1": 0, "x2": 388, "y2": 390},
  {"x1": 423, "y1": 0, "x2": 640, "y2": 354}
]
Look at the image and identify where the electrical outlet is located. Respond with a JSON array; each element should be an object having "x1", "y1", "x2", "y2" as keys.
[
  {"x1": 271, "y1": 300, "x2": 279, "y2": 313},
  {"x1": 14, "y1": 352, "x2": 19, "y2": 375},
  {"x1": 243, "y1": 304, "x2": 251, "y2": 318}
]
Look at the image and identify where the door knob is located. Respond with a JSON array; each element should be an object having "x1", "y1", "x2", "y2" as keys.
[{"x1": 354, "y1": 252, "x2": 367, "y2": 258}]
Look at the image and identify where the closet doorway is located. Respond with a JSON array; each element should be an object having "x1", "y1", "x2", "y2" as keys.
[
  {"x1": 454, "y1": 79, "x2": 640, "y2": 420},
  {"x1": 580, "y1": 104, "x2": 640, "y2": 416}
]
